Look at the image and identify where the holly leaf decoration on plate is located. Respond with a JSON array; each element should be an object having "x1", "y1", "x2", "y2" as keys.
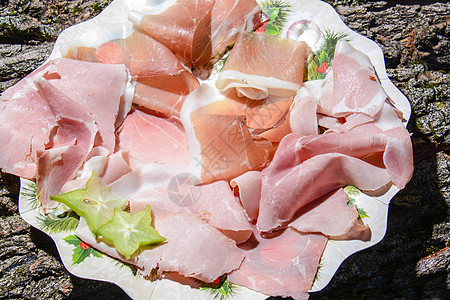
[
  {"x1": 63, "y1": 234, "x2": 102, "y2": 265},
  {"x1": 96, "y1": 206, "x2": 166, "y2": 259},
  {"x1": 50, "y1": 171, "x2": 127, "y2": 233}
]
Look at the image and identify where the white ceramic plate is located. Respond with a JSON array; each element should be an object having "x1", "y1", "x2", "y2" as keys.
[{"x1": 18, "y1": 0, "x2": 411, "y2": 299}]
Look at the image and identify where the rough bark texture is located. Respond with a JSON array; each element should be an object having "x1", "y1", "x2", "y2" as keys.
[{"x1": 0, "y1": 0, "x2": 449, "y2": 299}]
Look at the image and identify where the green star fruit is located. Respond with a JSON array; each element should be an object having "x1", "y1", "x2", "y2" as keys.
[
  {"x1": 50, "y1": 171, "x2": 128, "y2": 233},
  {"x1": 96, "y1": 206, "x2": 166, "y2": 259}
]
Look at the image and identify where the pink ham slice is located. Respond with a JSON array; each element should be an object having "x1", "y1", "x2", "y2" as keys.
[
  {"x1": 289, "y1": 188, "x2": 371, "y2": 241},
  {"x1": 258, "y1": 145, "x2": 391, "y2": 232},
  {"x1": 229, "y1": 228, "x2": 327, "y2": 299},
  {"x1": 137, "y1": 213, "x2": 244, "y2": 282},
  {"x1": 216, "y1": 32, "x2": 310, "y2": 100},
  {"x1": 129, "y1": 176, "x2": 252, "y2": 244},
  {"x1": 34, "y1": 78, "x2": 97, "y2": 211},
  {"x1": 318, "y1": 40, "x2": 387, "y2": 118},
  {"x1": 117, "y1": 108, "x2": 190, "y2": 166},
  {"x1": 65, "y1": 31, "x2": 199, "y2": 118},
  {"x1": 230, "y1": 171, "x2": 261, "y2": 221},
  {"x1": 37, "y1": 58, "x2": 129, "y2": 153}
]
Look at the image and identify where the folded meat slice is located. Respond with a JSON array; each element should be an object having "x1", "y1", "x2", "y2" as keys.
[
  {"x1": 34, "y1": 78, "x2": 97, "y2": 212},
  {"x1": 66, "y1": 30, "x2": 199, "y2": 117},
  {"x1": 216, "y1": 32, "x2": 310, "y2": 100},
  {"x1": 129, "y1": 0, "x2": 215, "y2": 68},
  {"x1": 137, "y1": 213, "x2": 244, "y2": 282},
  {"x1": 180, "y1": 84, "x2": 271, "y2": 184},
  {"x1": 318, "y1": 40, "x2": 387, "y2": 118},
  {"x1": 117, "y1": 108, "x2": 190, "y2": 166},
  {"x1": 258, "y1": 151, "x2": 390, "y2": 232},
  {"x1": 230, "y1": 171, "x2": 261, "y2": 221},
  {"x1": 289, "y1": 188, "x2": 371, "y2": 241},
  {"x1": 129, "y1": 173, "x2": 252, "y2": 244},
  {"x1": 129, "y1": 0, "x2": 264, "y2": 70},
  {"x1": 0, "y1": 59, "x2": 128, "y2": 178},
  {"x1": 229, "y1": 228, "x2": 328, "y2": 299}
]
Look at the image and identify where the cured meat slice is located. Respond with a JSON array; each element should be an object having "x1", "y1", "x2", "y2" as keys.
[
  {"x1": 258, "y1": 151, "x2": 390, "y2": 232},
  {"x1": 210, "y1": 0, "x2": 266, "y2": 62},
  {"x1": 216, "y1": 32, "x2": 310, "y2": 100},
  {"x1": 318, "y1": 41, "x2": 387, "y2": 118},
  {"x1": 129, "y1": 175, "x2": 252, "y2": 244},
  {"x1": 66, "y1": 31, "x2": 199, "y2": 117},
  {"x1": 129, "y1": 0, "x2": 264, "y2": 70},
  {"x1": 229, "y1": 228, "x2": 327, "y2": 299},
  {"x1": 289, "y1": 188, "x2": 371, "y2": 241},
  {"x1": 37, "y1": 59, "x2": 129, "y2": 153},
  {"x1": 137, "y1": 213, "x2": 244, "y2": 282},
  {"x1": 180, "y1": 84, "x2": 271, "y2": 184},
  {"x1": 129, "y1": 0, "x2": 215, "y2": 68},
  {"x1": 117, "y1": 108, "x2": 190, "y2": 166},
  {"x1": 34, "y1": 78, "x2": 97, "y2": 211},
  {"x1": 230, "y1": 171, "x2": 261, "y2": 221}
]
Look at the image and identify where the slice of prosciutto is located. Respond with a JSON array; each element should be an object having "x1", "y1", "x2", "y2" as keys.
[
  {"x1": 289, "y1": 188, "x2": 371, "y2": 241},
  {"x1": 230, "y1": 171, "x2": 261, "y2": 221},
  {"x1": 66, "y1": 30, "x2": 199, "y2": 117},
  {"x1": 129, "y1": 0, "x2": 264, "y2": 70},
  {"x1": 317, "y1": 40, "x2": 387, "y2": 118},
  {"x1": 116, "y1": 108, "x2": 190, "y2": 166},
  {"x1": 229, "y1": 228, "x2": 328, "y2": 300},
  {"x1": 216, "y1": 31, "x2": 310, "y2": 100},
  {"x1": 180, "y1": 84, "x2": 271, "y2": 184},
  {"x1": 136, "y1": 213, "x2": 244, "y2": 282}
]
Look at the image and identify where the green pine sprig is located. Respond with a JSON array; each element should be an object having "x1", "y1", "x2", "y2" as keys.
[
  {"x1": 260, "y1": 0, "x2": 291, "y2": 35},
  {"x1": 36, "y1": 211, "x2": 80, "y2": 234},
  {"x1": 344, "y1": 186, "x2": 369, "y2": 219},
  {"x1": 307, "y1": 30, "x2": 348, "y2": 81},
  {"x1": 201, "y1": 277, "x2": 238, "y2": 300},
  {"x1": 21, "y1": 181, "x2": 40, "y2": 209}
]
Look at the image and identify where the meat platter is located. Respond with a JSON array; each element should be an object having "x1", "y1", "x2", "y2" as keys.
[{"x1": 6, "y1": 0, "x2": 414, "y2": 299}]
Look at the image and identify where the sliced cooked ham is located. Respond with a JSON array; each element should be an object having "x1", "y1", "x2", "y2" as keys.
[
  {"x1": 129, "y1": 175, "x2": 252, "y2": 244},
  {"x1": 258, "y1": 151, "x2": 390, "y2": 232},
  {"x1": 216, "y1": 32, "x2": 310, "y2": 100},
  {"x1": 180, "y1": 84, "x2": 271, "y2": 184},
  {"x1": 117, "y1": 108, "x2": 190, "y2": 166},
  {"x1": 318, "y1": 41, "x2": 387, "y2": 118},
  {"x1": 229, "y1": 228, "x2": 327, "y2": 299},
  {"x1": 137, "y1": 213, "x2": 244, "y2": 282},
  {"x1": 289, "y1": 188, "x2": 371, "y2": 241},
  {"x1": 230, "y1": 171, "x2": 261, "y2": 221}
]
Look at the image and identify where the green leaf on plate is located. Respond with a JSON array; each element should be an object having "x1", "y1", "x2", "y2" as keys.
[
  {"x1": 63, "y1": 234, "x2": 103, "y2": 265},
  {"x1": 50, "y1": 171, "x2": 127, "y2": 233},
  {"x1": 96, "y1": 206, "x2": 166, "y2": 259}
]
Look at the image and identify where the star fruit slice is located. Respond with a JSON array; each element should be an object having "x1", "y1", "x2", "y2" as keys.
[
  {"x1": 97, "y1": 206, "x2": 166, "y2": 259},
  {"x1": 50, "y1": 171, "x2": 128, "y2": 233}
]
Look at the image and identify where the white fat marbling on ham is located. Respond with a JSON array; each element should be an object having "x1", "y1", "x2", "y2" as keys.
[
  {"x1": 289, "y1": 188, "x2": 371, "y2": 241},
  {"x1": 318, "y1": 41, "x2": 387, "y2": 118},
  {"x1": 117, "y1": 108, "x2": 189, "y2": 166},
  {"x1": 216, "y1": 32, "x2": 310, "y2": 100},
  {"x1": 257, "y1": 148, "x2": 390, "y2": 232},
  {"x1": 137, "y1": 213, "x2": 244, "y2": 282},
  {"x1": 229, "y1": 228, "x2": 327, "y2": 300},
  {"x1": 230, "y1": 171, "x2": 261, "y2": 221}
]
